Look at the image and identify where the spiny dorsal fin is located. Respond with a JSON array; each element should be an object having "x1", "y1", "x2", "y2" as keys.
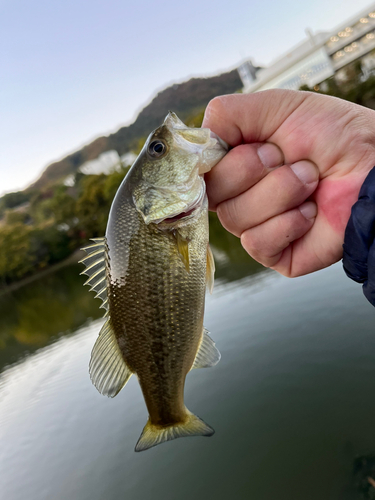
[
  {"x1": 80, "y1": 237, "x2": 108, "y2": 311},
  {"x1": 174, "y1": 231, "x2": 189, "y2": 272},
  {"x1": 191, "y1": 327, "x2": 221, "y2": 369},
  {"x1": 89, "y1": 319, "x2": 132, "y2": 398},
  {"x1": 206, "y1": 244, "x2": 215, "y2": 294}
]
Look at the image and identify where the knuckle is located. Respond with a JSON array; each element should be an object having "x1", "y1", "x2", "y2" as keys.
[
  {"x1": 273, "y1": 267, "x2": 293, "y2": 278},
  {"x1": 227, "y1": 145, "x2": 266, "y2": 184},
  {"x1": 217, "y1": 201, "x2": 241, "y2": 237},
  {"x1": 233, "y1": 144, "x2": 265, "y2": 171},
  {"x1": 240, "y1": 231, "x2": 263, "y2": 260},
  {"x1": 289, "y1": 161, "x2": 319, "y2": 187},
  {"x1": 271, "y1": 164, "x2": 318, "y2": 209}
]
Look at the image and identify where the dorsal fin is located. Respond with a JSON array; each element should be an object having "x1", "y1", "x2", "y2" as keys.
[
  {"x1": 81, "y1": 238, "x2": 132, "y2": 398},
  {"x1": 191, "y1": 327, "x2": 221, "y2": 369},
  {"x1": 80, "y1": 237, "x2": 108, "y2": 311},
  {"x1": 89, "y1": 319, "x2": 132, "y2": 397}
]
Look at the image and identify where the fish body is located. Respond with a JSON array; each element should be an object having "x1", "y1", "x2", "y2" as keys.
[{"x1": 81, "y1": 113, "x2": 227, "y2": 451}]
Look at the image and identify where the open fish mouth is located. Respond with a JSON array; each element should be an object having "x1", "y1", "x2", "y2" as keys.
[
  {"x1": 156, "y1": 185, "x2": 206, "y2": 226},
  {"x1": 162, "y1": 205, "x2": 198, "y2": 224}
]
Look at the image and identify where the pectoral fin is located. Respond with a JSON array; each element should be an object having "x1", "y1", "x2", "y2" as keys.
[
  {"x1": 89, "y1": 319, "x2": 132, "y2": 398},
  {"x1": 191, "y1": 327, "x2": 221, "y2": 369},
  {"x1": 206, "y1": 244, "x2": 215, "y2": 294},
  {"x1": 174, "y1": 231, "x2": 190, "y2": 272}
]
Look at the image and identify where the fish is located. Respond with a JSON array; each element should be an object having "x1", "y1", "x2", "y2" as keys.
[{"x1": 80, "y1": 112, "x2": 228, "y2": 452}]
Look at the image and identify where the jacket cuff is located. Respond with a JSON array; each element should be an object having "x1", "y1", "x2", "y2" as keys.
[{"x1": 343, "y1": 167, "x2": 375, "y2": 306}]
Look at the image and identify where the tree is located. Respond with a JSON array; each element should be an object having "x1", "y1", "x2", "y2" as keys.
[
  {"x1": 76, "y1": 175, "x2": 110, "y2": 238},
  {"x1": 0, "y1": 224, "x2": 34, "y2": 283}
]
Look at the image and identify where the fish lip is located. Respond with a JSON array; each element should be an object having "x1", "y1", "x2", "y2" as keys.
[
  {"x1": 210, "y1": 131, "x2": 229, "y2": 151},
  {"x1": 197, "y1": 131, "x2": 228, "y2": 175}
]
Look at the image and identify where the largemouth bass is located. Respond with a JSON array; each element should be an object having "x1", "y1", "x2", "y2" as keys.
[{"x1": 80, "y1": 112, "x2": 227, "y2": 451}]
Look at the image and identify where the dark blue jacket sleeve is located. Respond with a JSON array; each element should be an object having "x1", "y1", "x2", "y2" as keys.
[{"x1": 343, "y1": 167, "x2": 375, "y2": 306}]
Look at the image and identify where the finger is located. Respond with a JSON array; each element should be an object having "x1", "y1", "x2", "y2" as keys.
[
  {"x1": 241, "y1": 202, "x2": 317, "y2": 268},
  {"x1": 202, "y1": 90, "x2": 310, "y2": 146},
  {"x1": 271, "y1": 214, "x2": 344, "y2": 277},
  {"x1": 217, "y1": 160, "x2": 319, "y2": 237},
  {"x1": 206, "y1": 142, "x2": 284, "y2": 210}
]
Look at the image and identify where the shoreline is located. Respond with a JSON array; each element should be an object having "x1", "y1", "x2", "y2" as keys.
[{"x1": 0, "y1": 249, "x2": 85, "y2": 296}]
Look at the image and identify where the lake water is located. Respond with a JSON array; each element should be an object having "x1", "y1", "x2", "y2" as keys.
[{"x1": 1, "y1": 235, "x2": 375, "y2": 500}]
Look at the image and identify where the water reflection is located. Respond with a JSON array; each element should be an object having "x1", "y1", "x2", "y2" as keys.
[
  {"x1": 2, "y1": 262, "x2": 375, "y2": 500},
  {"x1": 209, "y1": 212, "x2": 266, "y2": 284},
  {"x1": 5, "y1": 219, "x2": 375, "y2": 500},
  {"x1": 0, "y1": 264, "x2": 102, "y2": 371},
  {"x1": 0, "y1": 218, "x2": 264, "y2": 374}
]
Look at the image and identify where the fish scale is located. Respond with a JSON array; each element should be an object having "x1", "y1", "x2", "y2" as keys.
[
  {"x1": 108, "y1": 205, "x2": 206, "y2": 419},
  {"x1": 80, "y1": 112, "x2": 227, "y2": 451}
]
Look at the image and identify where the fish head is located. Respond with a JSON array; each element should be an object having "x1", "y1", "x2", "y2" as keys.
[{"x1": 132, "y1": 112, "x2": 228, "y2": 225}]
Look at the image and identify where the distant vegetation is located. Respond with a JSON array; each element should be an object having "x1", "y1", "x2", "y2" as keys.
[
  {"x1": 300, "y1": 59, "x2": 375, "y2": 108},
  {"x1": 0, "y1": 166, "x2": 130, "y2": 286},
  {"x1": 0, "y1": 191, "x2": 33, "y2": 218}
]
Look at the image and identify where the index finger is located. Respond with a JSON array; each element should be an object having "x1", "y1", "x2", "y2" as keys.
[{"x1": 202, "y1": 90, "x2": 310, "y2": 146}]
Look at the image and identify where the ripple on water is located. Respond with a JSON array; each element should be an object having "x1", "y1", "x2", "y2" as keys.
[{"x1": 1, "y1": 264, "x2": 375, "y2": 500}]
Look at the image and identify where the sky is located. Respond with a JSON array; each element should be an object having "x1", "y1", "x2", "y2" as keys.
[{"x1": 1, "y1": 0, "x2": 374, "y2": 195}]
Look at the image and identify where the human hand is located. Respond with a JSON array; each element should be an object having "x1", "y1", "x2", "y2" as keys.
[{"x1": 203, "y1": 90, "x2": 375, "y2": 277}]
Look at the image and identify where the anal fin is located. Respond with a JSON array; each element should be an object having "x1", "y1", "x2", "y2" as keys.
[
  {"x1": 89, "y1": 319, "x2": 132, "y2": 397},
  {"x1": 191, "y1": 327, "x2": 221, "y2": 369}
]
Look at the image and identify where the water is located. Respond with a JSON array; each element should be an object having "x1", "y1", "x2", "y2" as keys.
[{"x1": 0, "y1": 241, "x2": 375, "y2": 499}]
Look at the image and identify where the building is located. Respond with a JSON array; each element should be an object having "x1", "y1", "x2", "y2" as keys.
[
  {"x1": 63, "y1": 150, "x2": 136, "y2": 187},
  {"x1": 239, "y1": 2, "x2": 375, "y2": 93}
]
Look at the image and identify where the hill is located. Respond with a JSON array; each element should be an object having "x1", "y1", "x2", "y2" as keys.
[{"x1": 30, "y1": 69, "x2": 242, "y2": 190}]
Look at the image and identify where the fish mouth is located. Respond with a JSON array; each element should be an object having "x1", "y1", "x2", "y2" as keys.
[
  {"x1": 156, "y1": 185, "x2": 206, "y2": 226},
  {"x1": 162, "y1": 205, "x2": 198, "y2": 224},
  {"x1": 210, "y1": 131, "x2": 229, "y2": 151},
  {"x1": 198, "y1": 131, "x2": 228, "y2": 175}
]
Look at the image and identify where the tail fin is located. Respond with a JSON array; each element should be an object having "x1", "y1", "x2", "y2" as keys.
[{"x1": 135, "y1": 410, "x2": 214, "y2": 452}]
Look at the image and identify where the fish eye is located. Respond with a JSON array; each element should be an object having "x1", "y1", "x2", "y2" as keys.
[{"x1": 148, "y1": 140, "x2": 167, "y2": 158}]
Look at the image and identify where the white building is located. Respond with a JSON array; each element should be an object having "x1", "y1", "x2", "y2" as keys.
[
  {"x1": 63, "y1": 150, "x2": 136, "y2": 187},
  {"x1": 240, "y1": 2, "x2": 375, "y2": 93},
  {"x1": 79, "y1": 150, "x2": 123, "y2": 176}
]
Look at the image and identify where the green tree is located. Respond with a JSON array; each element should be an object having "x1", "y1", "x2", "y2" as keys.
[
  {"x1": 48, "y1": 185, "x2": 77, "y2": 226},
  {"x1": 5, "y1": 211, "x2": 30, "y2": 225},
  {"x1": 301, "y1": 57, "x2": 375, "y2": 109},
  {"x1": 103, "y1": 166, "x2": 128, "y2": 201},
  {"x1": 0, "y1": 224, "x2": 34, "y2": 283},
  {"x1": 76, "y1": 175, "x2": 110, "y2": 238},
  {"x1": 0, "y1": 190, "x2": 31, "y2": 217}
]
